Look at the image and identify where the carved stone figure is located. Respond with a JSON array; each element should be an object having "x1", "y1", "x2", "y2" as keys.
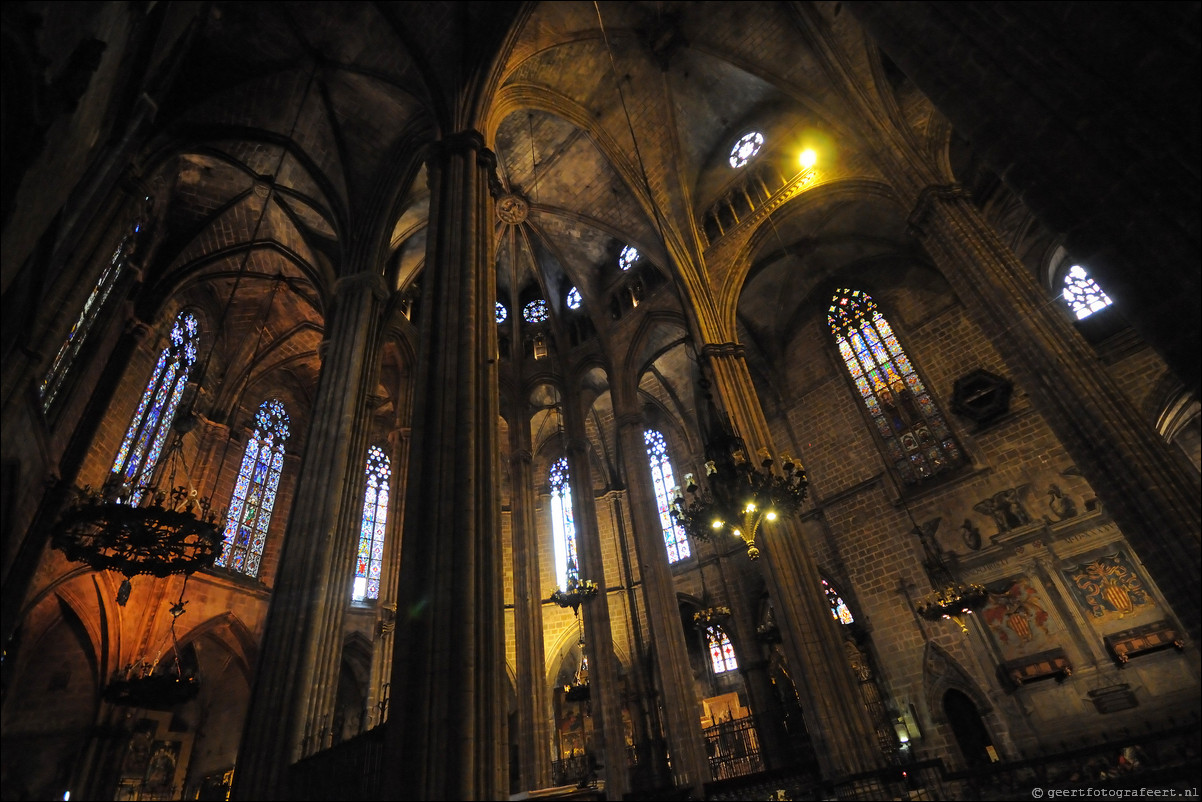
[
  {"x1": 960, "y1": 518, "x2": 982, "y2": 550},
  {"x1": 1045, "y1": 483, "x2": 1077, "y2": 521}
]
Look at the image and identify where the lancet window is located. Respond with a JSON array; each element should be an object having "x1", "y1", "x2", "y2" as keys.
[
  {"x1": 218, "y1": 399, "x2": 290, "y2": 577},
  {"x1": 353, "y1": 446, "x2": 391, "y2": 600},
  {"x1": 828, "y1": 289, "x2": 962, "y2": 485},
  {"x1": 645, "y1": 429, "x2": 691, "y2": 563},
  {"x1": 110, "y1": 311, "x2": 199, "y2": 503}
]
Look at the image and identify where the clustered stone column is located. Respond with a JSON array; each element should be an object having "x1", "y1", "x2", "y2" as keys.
[
  {"x1": 613, "y1": 405, "x2": 712, "y2": 790},
  {"x1": 382, "y1": 131, "x2": 505, "y2": 800},
  {"x1": 507, "y1": 412, "x2": 552, "y2": 791},
  {"x1": 561, "y1": 396, "x2": 629, "y2": 799},
  {"x1": 703, "y1": 346, "x2": 887, "y2": 779},
  {"x1": 231, "y1": 269, "x2": 388, "y2": 799}
]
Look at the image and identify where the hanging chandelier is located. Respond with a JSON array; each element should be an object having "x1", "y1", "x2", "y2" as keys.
[
  {"x1": 550, "y1": 574, "x2": 600, "y2": 616},
  {"x1": 692, "y1": 605, "x2": 731, "y2": 629},
  {"x1": 104, "y1": 586, "x2": 201, "y2": 708},
  {"x1": 914, "y1": 583, "x2": 989, "y2": 625},
  {"x1": 908, "y1": 518, "x2": 988, "y2": 632},
  {"x1": 53, "y1": 432, "x2": 224, "y2": 603},
  {"x1": 670, "y1": 395, "x2": 808, "y2": 560}
]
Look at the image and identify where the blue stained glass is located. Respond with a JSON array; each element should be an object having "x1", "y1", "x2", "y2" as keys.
[
  {"x1": 221, "y1": 399, "x2": 290, "y2": 578},
  {"x1": 353, "y1": 445, "x2": 392, "y2": 601},
  {"x1": 645, "y1": 430, "x2": 690, "y2": 564},
  {"x1": 112, "y1": 313, "x2": 198, "y2": 503}
]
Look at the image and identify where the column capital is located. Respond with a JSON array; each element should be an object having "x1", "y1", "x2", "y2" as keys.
[
  {"x1": 429, "y1": 130, "x2": 497, "y2": 170},
  {"x1": 509, "y1": 448, "x2": 532, "y2": 465},
  {"x1": 332, "y1": 270, "x2": 389, "y2": 303},
  {"x1": 614, "y1": 412, "x2": 646, "y2": 431},
  {"x1": 906, "y1": 182, "x2": 969, "y2": 236}
]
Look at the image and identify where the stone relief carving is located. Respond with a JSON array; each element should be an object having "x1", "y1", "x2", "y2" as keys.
[
  {"x1": 973, "y1": 485, "x2": 1032, "y2": 535},
  {"x1": 1043, "y1": 483, "x2": 1078, "y2": 522}
]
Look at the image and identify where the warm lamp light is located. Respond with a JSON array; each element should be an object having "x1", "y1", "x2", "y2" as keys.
[{"x1": 800, "y1": 149, "x2": 817, "y2": 169}]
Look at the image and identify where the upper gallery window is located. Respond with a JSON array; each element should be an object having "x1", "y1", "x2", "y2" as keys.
[
  {"x1": 644, "y1": 429, "x2": 691, "y2": 564},
  {"x1": 729, "y1": 132, "x2": 764, "y2": 168},
  {"x1": 218, "y1": 399, "x2": 291, "y2": 578},
  {"x1": 111, "y1": 311, "x2": 199, "y2": 503},
  {"x1": 549, "y1": 457, "x2": 579, "y2": 592},
  {"x1": 523, "y1": 299, "x2": 548, "y2": 324},
  {"x1": 828, "y1": 289, "x2": 962, "y2": 486},
  {"x1": 353, "y1": 445, "x2": 392, "y2": 601},
  {"x1": 566, "y1": 286, "x2": 582, "y2": 310},
  {"x1": 704, "y1": 623, "x2": 739, "y2": 674},
  {"x1": 496, "y1": 302, "x2": 508, "y2": 324},
  {"x1": 619, "y1": 245, "x2": 640, "y2": 271},
  {"x1": 1061, "y1": 264, "x2": 1113, "y2": 319},
  {"x1": 40, "y1": 215, "x2": 146, "y2": 415}
]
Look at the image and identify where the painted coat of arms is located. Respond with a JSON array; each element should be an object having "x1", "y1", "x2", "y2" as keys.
[
  {"x1": 983, "y1": 578, "x2": 1052, "y2": 653},
  {"x1": 1063, "y1": 552, "x2": 1153, "y2": 619}
]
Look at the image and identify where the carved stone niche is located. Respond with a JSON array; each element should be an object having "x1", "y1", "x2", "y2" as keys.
[
  {"x1": 951, "y1": 369, "x2": 1013, "y2": 429},
  {"x1": 998, "y1": 647, "x2": 1072, "y2": 690},
  {"x1": 1104, "y1": 620, "x2": 1184, "y2": 667}
]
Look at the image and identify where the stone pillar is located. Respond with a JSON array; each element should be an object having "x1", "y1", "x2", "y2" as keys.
[
  {"x1": 508, "y1": 415, "x2": 552, "y2": 790},
  {"x1": 614, "y1": 410, "x2": 712, "y2": 791},
  {"x1": 561, "y1": 397, "x2": 628, "y2": 799},
  {"x1": 908, "y1": 187, "x2": 1202, "y2": 642},
  {"x1": 720, "y1": 555, "x2": 791, "y2": 768},
  {"x1": 1, "y1": 315, "x2": 150, "y2": 647},
  {"x1": 231, "y1": 270, "x2": 388, "y2": 799},
  {"x1": 703, "y1": 345, "x2": 886, "y2": 778},
  {"x1": 383, "y1": 131, "x2": 505, "y2": 800}
]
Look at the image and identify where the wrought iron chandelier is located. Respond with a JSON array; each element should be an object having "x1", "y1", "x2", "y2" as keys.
[
  {"x1": 550, "y1": 570, "x2": 599, "y2": 616},
  {"x1": 692, "y1": 605, "x2": 731, "y2": 629},
  {"x1": 104, "y1": 584, "x2": 200, "y2": 708},
  {"x1": 53, "y1": 431, "x2": 224, "y2": 604},
  {"x1": 670, "y1": 389, "x2": 808, "y2": 560},
  {"x1": 908, "y1": 516, "x2": 987, "y2": 632}
]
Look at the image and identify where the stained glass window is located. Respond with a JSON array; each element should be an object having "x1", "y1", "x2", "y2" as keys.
[
  {"x1": 1061, "y1": 264, "x2": 1113, "y2": 319},
  {"x1": 353, "y1": 445, "x2": 391, "y2": 600},
  {"x1": 217, "y1": 399, "x2": 290, "y2": 578},
  {"x1": 828, "y1": 289, "x2": 962, "y2": 485},
  {"x1": 705, "y1": 624, "x2": 738, "y2": 674},
  {"x1": 111, "y1": 311, "x2": 199, "y2": 503},
  {"x1": 523, "y1": 299, "x2": 548, "y2": 324},
  {"x1": 40, "y1": 222, "x2": 142, "y2": 414},
  {"x1": 496, "y1": 302, "x2": 508, "y2": 324},
  {"x1": 566, "y1": 286, "x2": 582, "y2": 310},
  {"x1": 729, "y1": 132, "x2": 764, "y2": 168},
  {"x1": 549, "y1": 457, "x2": 579, "y2": 592},
  {"x1": 619, "y1": 245, "x2": 639, "y2": 271},
  {"x1": 823, "y1": 578, "x2": 855, "y2": 625},
  {"x1": 645, "y1": 429, "x2": 691, "y2": 563}
]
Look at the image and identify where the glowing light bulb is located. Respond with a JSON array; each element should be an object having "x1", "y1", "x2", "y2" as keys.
[
  {"x1": 800, "y1": 149, "x2": 817, "y2": 168},
  {"x1": 766, "y1": 510, "x2": 777, "y2": 521}
]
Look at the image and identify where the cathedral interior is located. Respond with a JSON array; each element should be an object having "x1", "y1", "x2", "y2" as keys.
[{"x1": 2, "y1": 2, "x2": 1200, "y2": 800}]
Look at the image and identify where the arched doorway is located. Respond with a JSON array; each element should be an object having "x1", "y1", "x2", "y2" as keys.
[{"x1": 942, "y1": 689, "x2": 996, "y2": 767}]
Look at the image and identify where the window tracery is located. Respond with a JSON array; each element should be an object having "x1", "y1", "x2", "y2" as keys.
[{"x1": 218, "y1": 399, "x2": 290, "y2": 577}]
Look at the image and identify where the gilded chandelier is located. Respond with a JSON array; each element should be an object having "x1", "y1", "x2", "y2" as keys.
[{"x1": 670, "y1": 423, "x2": 809, "y2": 561}]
